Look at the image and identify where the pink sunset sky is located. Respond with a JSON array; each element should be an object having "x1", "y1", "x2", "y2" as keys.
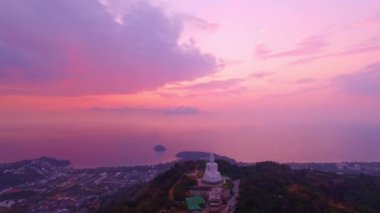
[{"x1": 1, "y1": 0, "x2": 380, "y2": 167}]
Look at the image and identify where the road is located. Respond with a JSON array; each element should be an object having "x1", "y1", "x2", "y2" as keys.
[{"x1": 222, "y1": 180, "x2": 240, "y2": 213}]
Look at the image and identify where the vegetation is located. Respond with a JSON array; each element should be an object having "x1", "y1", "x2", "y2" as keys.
[
  {"x1": 235, "y1": 162, "x2": 380, "y2": 213},
  {"x1": 172, "y1": 175, "x2": 197, "y2": 201},
  {"x1": 101, "y1": 160, "x2": 380, "y2": 213},
  {"x1": 99, "y1": 161, "x2": 200, "y2": 213}
]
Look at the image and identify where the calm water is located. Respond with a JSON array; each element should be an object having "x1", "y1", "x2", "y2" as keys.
[{"x1": 1, "y1": 124, "x2": 380, "y2": 167}]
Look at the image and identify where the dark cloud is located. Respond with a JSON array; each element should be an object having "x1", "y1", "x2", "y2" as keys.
[
  {"x1": 0, "y1": 0, "x2": 217, "y2": 95},
  {"x1": 335, "y1": 63, "x2": 380, "y2": 96},
  {"x1": 91, "y1": 106, "x2": 200, "y2": 116},
  {"x1": 164, "y1": 106, "x2": 200, "y2": 115}
]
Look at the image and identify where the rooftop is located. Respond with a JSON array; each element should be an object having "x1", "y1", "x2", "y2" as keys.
[{"x1": 186, "y1": 196, "x2": 205, "y2": 211}]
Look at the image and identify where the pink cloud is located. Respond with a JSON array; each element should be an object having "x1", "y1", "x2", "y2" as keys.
[
  {"x1": 250, "y1": 71, "x2": 274, "y2": 79},
  {"x1": 335, "y1": 63, "x2": 380, "y2": 96},
  {"x1": 254, "y1": 44, "x2": 272, "y2": 59},
  {"x1": 156, "y1": 78, "x2": 247, "y2": 98},
  {"x1": 254, "y1": 35, "x2": 329, "y2": 59},
  {"x1": 179, "y1": 78, "x2": 243, "y2": 91},
  {"x1": 181, "y1": 15, "x2": 219, "y2": 32},
  {"x1": 358, "y1": 10, "x2": 380, "y2": 27},
  {"x1": 0, "y1": 0, "x2": 218, "y2": 95},
  {"x1": 295, "y1": 78, "x2": 316, "y2": 84},
  {"x1": 91, "y1": 106, "x2": 200, "y2": 116},
  {"x1": 292, "y1": 45, "x2": 380, "y2": 65}
]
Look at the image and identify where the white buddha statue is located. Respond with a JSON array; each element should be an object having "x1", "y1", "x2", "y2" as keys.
[{"x1": 202, "y1": 153, "x2": 223, "y2": 184}]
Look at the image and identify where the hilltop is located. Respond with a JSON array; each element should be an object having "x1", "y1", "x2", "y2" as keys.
[
  {"x1": 0, "y1": 157, "x2": 71, "y2": 191},
  {"x1": 99, "y1": 159, "x2": 380, "y2": 213}
]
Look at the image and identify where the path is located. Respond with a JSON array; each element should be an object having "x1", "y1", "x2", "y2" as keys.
[{"x1": 222, "y1": 180, "x2": 240, "y2": 213}]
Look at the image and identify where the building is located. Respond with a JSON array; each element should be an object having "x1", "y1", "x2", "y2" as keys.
[
  {"x1": 186, "y1": 196, "x2": 205, "y2": 212},
  {"x1": 189, "y1": 186, "x2": 211, "y2": 198},
  {"x1": 208, "y1": 187, "x2": 222, "y2": 205}
]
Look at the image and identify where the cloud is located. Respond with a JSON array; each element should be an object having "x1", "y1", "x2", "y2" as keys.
[
  {"x1": 180, "y1": 15, "x2": 219, "y2": 32},
  {"x1": 295, "y1": 78, "x2": 315, "y2": 84},
  {"x1": 355, "y1": 10, "x2": 380, "y2": 28},
  {"x1": 254, "y1": 44, "x2": 272, "y2": 59},
  {"x1": 164, "y1": 106, "x2": 200, "y2": 115},
  {"x1": 156, "y1": 78, "x2": 247, "y2": 98},
  {"x1": 335, "y1": 63, "x2": 380, "y2": 96},
  {"x1": 175, "y1": 72, "x2": 271, "y2": 93},
  {"x1": 250, "y1": 71, "x2": 274, "y2": 79},
  {"x1": 180, "y1": 78, "x2": 243, "y2": 91},
  {"x1": 0, "y1": 0, "x2": 218, "y2": 95},
  {"x1": 292, "y1": 45, "x2": 380, "y2": 65},
  {"x1": 157, "y1": 72, "x2": 268, "y2": 98},
  {"x1": 254, "y1": 35, "x2": 328, "y2": 59},
  {"x1": 156, "y1": 86, "x2": 247, "y2": 99},
  {"x1": 91, "y1": 106, "x2": 200, "y2": 116}
]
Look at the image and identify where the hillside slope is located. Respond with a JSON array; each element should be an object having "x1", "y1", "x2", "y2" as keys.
[
  {"x1": 235, "y1": 162, "x2": 380, "y2": 213},
  {"x1": 102, "y1": 160, "x2": 380, "y2": 213}
]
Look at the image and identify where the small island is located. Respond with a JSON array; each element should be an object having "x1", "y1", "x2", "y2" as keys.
[{"x1": 153, "y1": 145, "x2": 167, "y2": 153}]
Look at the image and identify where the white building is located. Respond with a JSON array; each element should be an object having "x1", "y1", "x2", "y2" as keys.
[{"x1": 202, "y1": 153, "x2": 223, "y2": 184}]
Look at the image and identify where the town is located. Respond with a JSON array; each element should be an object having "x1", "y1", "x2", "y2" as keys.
[
  {"x1": 0, "y1": 157, "x2": 171, "y2": 212},
  {"x1": 2, "y1": 155, "x2": 380, "y2": 212}
]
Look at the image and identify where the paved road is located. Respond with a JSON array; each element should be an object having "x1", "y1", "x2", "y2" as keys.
[{"x1": 222, "y1": 180, "x2": 240, "y2": 213}]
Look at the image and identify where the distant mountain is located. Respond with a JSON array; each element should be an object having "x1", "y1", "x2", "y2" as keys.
[
  {"x1": 176, "y1": 152, "x2": 380, "y2": 176},
  {"x1": 0, "y1": 157, "x2": 71, "y2": 190},
  {"x1": 287, "y1": 162, "x2": 380, "y2": 176},
  {"x1": 175, "y1": 151, "x2": 236, "y2": 163}
]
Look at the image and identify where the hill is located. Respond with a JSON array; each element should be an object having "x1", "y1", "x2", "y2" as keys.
[
  {"x1": 235, "y1": 162, "x2": 380, "y2": 213},
  {"x1": 102, "y1": 160, "x2": 380, "y2": 213},
  {"x1": 99, "y1": 160, "x2": 201, "y2": 213},
  {"x1": 0, "y1": 157, "x2": 71, "y2": 190}
]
